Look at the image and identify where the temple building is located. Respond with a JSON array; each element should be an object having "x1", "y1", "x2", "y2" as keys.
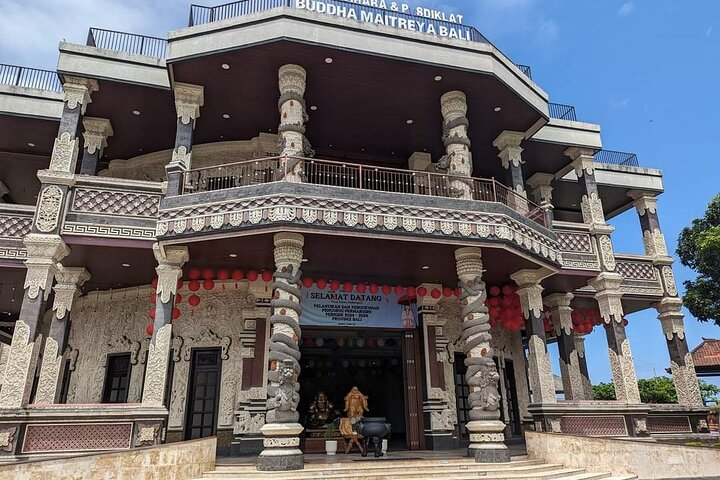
[{"x1": 0, "y1": 0, "x2": 709, "y2": 471}]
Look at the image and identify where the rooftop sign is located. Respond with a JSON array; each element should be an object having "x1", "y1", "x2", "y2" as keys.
[{"x1": 294, "y1": 0, "x2": 474, "y2": 41}]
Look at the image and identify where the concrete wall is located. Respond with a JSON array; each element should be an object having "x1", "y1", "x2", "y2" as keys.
[
  {"x1": 526, "y1": 431, "x2": 720, "y2": 480},
  {"x1": 0, "y1": 437, "x2": 216, "y2": 480}
]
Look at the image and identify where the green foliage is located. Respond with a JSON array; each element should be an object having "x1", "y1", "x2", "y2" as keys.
[
  {"x1": 677, "y1": 194, "x2": 720, "y2": 325},
  {"x1": 593, "y1": 377, "x2": 720, "y2": 404},
  {"x1": 323, "y1": 423, "x2": 339, "y2": 439}
]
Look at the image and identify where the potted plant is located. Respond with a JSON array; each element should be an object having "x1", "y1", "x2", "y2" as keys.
[{"x1": 323, "y1": 424, "x2": 339, "y2": 455}]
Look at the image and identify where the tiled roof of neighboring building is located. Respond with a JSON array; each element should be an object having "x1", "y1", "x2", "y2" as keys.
[{"x1": 691, "y1": 338, "x2": 720, "y2": 367}]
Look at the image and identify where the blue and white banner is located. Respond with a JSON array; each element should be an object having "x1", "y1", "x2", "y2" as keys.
[{"x1": 300, "y1": 286, "x2": 417, "y2": 329}]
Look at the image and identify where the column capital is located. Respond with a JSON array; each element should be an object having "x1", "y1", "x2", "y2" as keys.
[
  {"x1": 278, "y1": 64, "x2": 307, "y2": 96},
  {"x1": 544, "y1": 292, "x2": 574, "y2": 310},
  {"x1": 628, "y1": 190, "x2": 658, "y2": 215},
  {"x1": 454, "y1": 247, "x2": 483, "y2": 279},
  {"x1": 153, "y1": 244, "x2": 189, "y2": 303},
  {"x1": 654, "y1": 297, "x2": 685, "y2": 341},
  {"x1": 440, "y1": 90, "x2": 467, "y2": 119},
  {"x1": 23, "y1": 234, "x2": 70, "y2": 300},
  {"x1": 527, "y1": 173, "x2": 555, "y2": 204},
  {"x1": 62, "y1": 76, "x2": 99, "y2": 114},
  {"x1": 510, "y1": 267, "x2": 553, "y2": 288},
  {"x1": 81, "y1": 117, "x2": 113, "y2": 155},
  {"x1": 588, "y1": 272, "x2": 624, "y2": 322},
  {"x1": 493, "y1": 131, "x2": 525, "y2": 169},
  {"x1": 173, "y1": 82, "x2": 205, "y2": 125},
  {"x1": 52, "y1": 267, "x2": 90, "y2": 320},
  {"x1": 565, "y1": 147, "x2": 596, "y2": 178}
]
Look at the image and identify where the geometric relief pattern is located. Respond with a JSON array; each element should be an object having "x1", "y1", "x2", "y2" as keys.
[
  {"x1": 0, "y1": 215, "x2": 33, "y2": 238},
  {"x1": 22, "y1": 423, "x2": 133, "y2": 453},
  {"x1": 72, "y1": 188, "x2": 160, "y2": 218},
  {"x1": 647, "y1": 416, "x2": 692, "y2": 434},
  {"x1": 560, "y1": 416, "x2": 628, "y2": 437},
  {"x1": 62, "y1": 223, "x2": 156, "y2": 240},
  {"x1": 616, "y1": 261, "x2": 656, "y2": 280},
  {"x1": 557, "y1": 231, "x2": 593, "y2": 253}
]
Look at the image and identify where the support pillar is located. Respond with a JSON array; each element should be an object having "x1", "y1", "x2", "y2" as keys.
[
  {"x1": 527, "y1": 172, "x2": 555, "y2": 226},
  {"x1": 166, "y1": 83, "x2": 204, "y2": 196},
  {"x1": 258, "y1": 233, "x2": 305, "y2": 471},
  {"x1": 440, "y1": 91, "x2": 473, "y2": 199},
  {"x1": 574, "y1": 335, "x2": 593, "y2": 399},
  {"x1": 454, "y1": 247, "x2": 509, "y2": 463},
  {"x1": 277, "y1": 65, "x2": 312, "y2": 182},
  {"x1": 655, "y1": 298, "x2": 703, "y2": 406},
  {"x1": 511, "y1": 269, "x2": 556, "y2": 404},
  {"x1": 79, "y1": 117, "x2": 113, "y2": 175},
  {"x1": 545, "y1": 293, "x2": 586, "y2": 400},
  {"x1": 589, "y1": 273, "x2": 641, "y2": 403},
  {"x1": 141, "y1": 244, "x2": 189, "y2": 406},
  {"x1": 493, "y1": 131, "x2": 528, "y2": 207},
  {"x1": 34, "y1": 267, "x2": 90, "y2": 404},
  {"x1": 0, "y1": 234, "x2": 69, "y2": 408}
]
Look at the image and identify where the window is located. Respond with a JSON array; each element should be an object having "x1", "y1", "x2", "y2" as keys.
[{"x1": 102, "y1": 353, "x2": 131, "y2": 403}]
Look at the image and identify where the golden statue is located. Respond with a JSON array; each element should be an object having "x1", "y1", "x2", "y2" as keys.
[
  {"x1": 344, "y1": 386, "x2": 369, "y2": 420},
  {"x1": 307, "y1": 391, "x2": 337, "y2": 429}
]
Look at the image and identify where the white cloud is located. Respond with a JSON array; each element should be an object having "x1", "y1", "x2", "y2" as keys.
[{"x1": 618, "y1": 2, "x2": 636, "y2": 17}]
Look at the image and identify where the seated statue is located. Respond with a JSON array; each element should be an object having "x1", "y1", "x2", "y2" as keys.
[
  {"x1": 307, "y1": 391, "x2": 338, "y2": 429},
  {"x1": 344, "y1": 386, "x2": 369, "y2": 422}
]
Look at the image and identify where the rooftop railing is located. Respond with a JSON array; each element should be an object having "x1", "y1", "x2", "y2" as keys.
[
  {"x1": 593, "y1": 150, "x2": 639, "y2": 167},
  {"x1": 515, "y1": 64, "x2": 532, "y2": 80},
  {"x1": 86, "y1": 28, "x2": 168, "y2": 59},
  {"x1": 182, "y1": 156, "x2": 548, "y2": 227},
  {"x1": 548, "y1": 102, "x2": 577, "y2": 121},
  {"x1": 0, "y1": 64, "x2": 62, "y2": 92}
]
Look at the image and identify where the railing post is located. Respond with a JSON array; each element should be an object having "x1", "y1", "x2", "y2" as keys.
[
  {"x1": 14, "y1": 66, "x2": 21, "y2": 87},
  {"x1": 359, "y1": 164, "x2": 363, "y2": 190},
  {"x1": 491, "y1": 177, "x2": 497, "y2": 203}
]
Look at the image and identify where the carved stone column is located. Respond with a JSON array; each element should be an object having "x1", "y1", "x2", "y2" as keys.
[
  {"x1": 454, "y1": 247, "x2": 508, "y2": 463},
  {"x1": 589, "y1": 273, "x2": 641, "y2": 403},
  {"x1": 574, "y1": 335, "x2": 594, "y2": 399},
  {"x1": 34, "y1": 267, "x2": 90, "y2": 404},
  {"x1": 511, "y1": 269, "x2": 556, "y2": 404},
  {"x1": 0, "y1": 234, "x2": 69, "y2": 408},
  {"x1": 79, "y1": 117, "x2": 113, "y2": 175},
  {"x1": 277, "y1": 65, "x2": 312, "y2": 182},
  {"x1": 258, "y1": 233, "x2": 305, "y2": 471},
  {"x1": 527, "y1": 172, "x2": 555, "y2": 226},
  {"x1": 494, "y1": 131, "x2": 529, "y2": 214},
  {"x1": 545, "y1": 293, "x2": 586, "y2": 400},
  {"x1": 142, "y1": 244, "x2": 189, "y2": 406},
  {"x1": 166, "y1": 83, "x2": 204, "y2": 196},
  {"x1": 655, "y1": 298, "x2": 703, "y2": 406},
  {"x1": 440, "y1": 91, "x2": 473, "y2": 200}
]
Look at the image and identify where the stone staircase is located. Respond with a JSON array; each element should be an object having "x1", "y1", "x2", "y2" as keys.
[{"x1": 192, "y1": 456, "x2": 637, "y2": 480}]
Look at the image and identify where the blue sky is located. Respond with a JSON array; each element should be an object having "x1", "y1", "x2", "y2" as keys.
[{"x1": 1, "y1": 0, "x2": 718, "y2": 388}]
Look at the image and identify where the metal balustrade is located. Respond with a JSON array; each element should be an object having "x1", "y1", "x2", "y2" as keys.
[
  {"x1": 593, "y1": 150, "x2": 640, "y2": 167},
  {"x1": 548, "y1": 102, "x2": 577, "y2": 121},
  {"x1": 0, "y1": 64, "x2": 62, "y2": 92},
  {"x1": 182, "y1": 156, "x2": 547, "y2": 227},
  {"x1": 86, "y1": 28, "x2": 168, "y2": 59}
]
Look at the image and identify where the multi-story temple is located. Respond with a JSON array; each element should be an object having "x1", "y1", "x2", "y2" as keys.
[{"x1": 0, "y1": 0, "x2": 709, "y2": 471}]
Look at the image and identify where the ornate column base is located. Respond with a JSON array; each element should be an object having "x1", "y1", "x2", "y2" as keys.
[
  {"x1": 257, "y1": 423, "x2": 304, "y2": 471},
  {"x1": 467, "y1": 420, "x2": 510, "y2": 463}
]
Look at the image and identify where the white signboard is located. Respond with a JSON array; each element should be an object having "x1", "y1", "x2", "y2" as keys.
[
  {"x1": 301, "y1": 285, "x2": 418, "y2": 329},
  {"x1": 293, "y1": 0, "x2": 473, "y2": 41}
]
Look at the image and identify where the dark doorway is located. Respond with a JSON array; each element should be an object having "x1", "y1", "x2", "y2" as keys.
[
  {"x1": 102, "y1": 353, "x2": 131, "y2": 403},
  {"x1": 184, "y1": 348, "x2": 222, "y2": 440}
]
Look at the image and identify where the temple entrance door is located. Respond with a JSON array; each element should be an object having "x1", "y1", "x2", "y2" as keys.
[
  {"x1": 184, "y1": 348, "x2": 222, "y2": 440},
  {"x1": 402, "y1": 330, "x2": 425, "y2": 450}
]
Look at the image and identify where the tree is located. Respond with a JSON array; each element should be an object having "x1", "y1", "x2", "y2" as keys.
[
  {"x1": 677, "y1": 194, "x2": 720, "y2": 326},
  {"x1": 592, "y1": 377, "x2": 720, "y2": 404},
  {"x1": 701, "y1": 380, "x2": 720, "y2": 405},
  {"x1": 592, "y1": 382, "x2": 616, "y2": 400}
]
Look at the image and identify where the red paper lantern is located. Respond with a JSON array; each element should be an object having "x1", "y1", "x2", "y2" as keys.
[
  {"x1": 151, "y1": 278, "x2": 158, "y2": 290},
  {"x1": 394, "y1": 285, "x2": 405, "y2": 296},
  {"x1": 330, "y1": 280, "x2": 341, "y2": 291},
  {"x1": 201, "y1": 268, "x2": 214, "y2": 280},
  {"x1": 502, "y1": 284, "x2": 516, "y2": 296},
  {"x1": 489, "y1": 286, "x2": 501, "y2": 297},
  {"x1": 172, "y1": 307, "x2": 181, "y2": 320},
  {"x1": 343, "y1": 281, "x2": 353, "y2": 293},
  {"x1": 231, "y1": 270, "x2": 244, "y2": 281},
  {"x1": 188, "y1": 268, "x2": 201, "y2": 280},
  {"x1": 146, "y1": 323, "x2": 154, "y2": 336},
  {"x1": 247, "y1": 270, "x2": 258, "y2": 282},
  {"x1": 407, "y1": 286, "x2": 416, "y2": 297},
  {"x1": 302, "y1": 278, "x2": 314, "y2": 288},
  {"x1": 431, "y1": 288, "x2": 441, "y2": 299},
  {"x1": 356, "y1": 283, "x2": 367, "y2": 294},
  {"x1": 454, "y1": 287, "x2": 462, "y2": 297},
  {"x1": 217, "y1": 270, "x2": 230, "y2": 281},
  {"x1": 381, "y1": 285, "x2": 391, "y2": 295},
  {"x1": 176, "y1": 279, "x2": 184, "y2": 290},
  {"x1": 501, "y1": 296, "x2": 514, "y2": 308},
  {"x1": 175, "y1": 294, "x2": 183, "y2": 304},
  {"x1": 316, "y1": 278, "x2": 327, "y2": 289},
  {"x1": 150, "y1": 292, "x2": 157, "y2": 304},
  {"x1": 188, "y1": 280, "x2": 200, "y2": 292},
  {"x1": 488, "y1": 297, "x2": 501, "y2": 308},
  {"x1": 416, "y1": 286, "x2": 427, "y2": 297},
  {"x1": 203, "y1": 279, "x2": 215, "y2": 291},
  {"x1": 262, "y1": 271, "x2": 273, "y2": 282},
  {"x1": 442, "y1": 287, "x2": 453, "y2": 298},
  {"x1": 149, "y1": 308, "x2": 156, "y2": 320},
  {"x1": 369, "y1": 283, "x2": 379, "y2": 294},
  {"x1": 189, "y1": 294, "x2": 201, "y2": 307}
]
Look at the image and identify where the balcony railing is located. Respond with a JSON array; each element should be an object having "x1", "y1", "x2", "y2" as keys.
[
  {"x1": 182, "y1": 156, "x2": 548, "y2": 227},
  {"x1": 86, "y1": 28, "x2": 168, "y2": 59},
  {"x1": 0, "y1": 64, "x2": 62, "y2": 92},
  {"x1": 515, "y1": 64, "x2": 532, "y2": 80},
  {"x1": 548, "y1": 102, "x2": 577, "y2": 121},
  {"x1": 593, "y1": 150, "x2": 639, "y2": 167}
]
